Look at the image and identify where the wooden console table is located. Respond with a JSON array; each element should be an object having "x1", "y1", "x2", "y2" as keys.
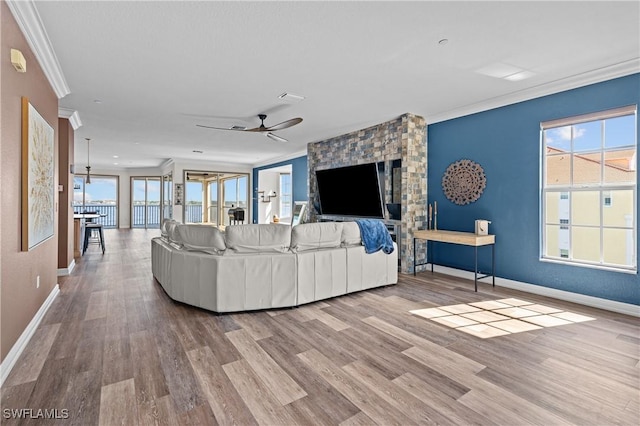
[{"x1": 413, "y1": 229, "x2": 495, "y2": 292}]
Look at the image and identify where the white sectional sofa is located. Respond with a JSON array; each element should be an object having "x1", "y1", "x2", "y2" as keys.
[{"x1": 151, "y1": 221, "x2": 398, "y2": 313}]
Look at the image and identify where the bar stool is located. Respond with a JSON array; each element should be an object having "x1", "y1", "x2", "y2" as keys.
[{"x1": 83, "y1": 222, "x2": 105, "y2": 254}]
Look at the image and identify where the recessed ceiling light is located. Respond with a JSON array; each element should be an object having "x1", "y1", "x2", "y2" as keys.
[
  {"x1": 113, "y1": 155, "x2": 119, "y2": 158},
  {"x1": 504, "y1": 70, "x2": 536, "y2": 81},
  {"x1": 278, "y1": 92, "x2": 305, "y2": 102},
  {"x1": 438, "y1": 39, "x2": 448, "y2": 45},
  {"x1": 476, "y1": 63, "x2": 523, "y2": 79},
  {"x1": 113, "y1": 162, "x2": 119, "y2": 165}
]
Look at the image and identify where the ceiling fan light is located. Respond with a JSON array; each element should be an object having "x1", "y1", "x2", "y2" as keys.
[{"x1": 267, "y1": 133, "x2": 288, "y2": 143}]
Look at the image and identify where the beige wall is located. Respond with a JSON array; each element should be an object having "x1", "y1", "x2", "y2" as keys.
[
  {"x1": 1, "y1": 1, "x2": 59, "y2": 362},
  {"x1": 58, "y1": 118, "x2": 74, "y2": 270}
]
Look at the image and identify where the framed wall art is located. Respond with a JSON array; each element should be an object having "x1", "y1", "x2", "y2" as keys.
[
  {"x1": 174, "y1": 183, "x2": 184, "y2": 206},
  {"x1": 22, "y1": 97, "x2": 55, "y2": 251}
]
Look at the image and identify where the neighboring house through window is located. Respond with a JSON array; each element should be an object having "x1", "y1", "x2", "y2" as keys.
[{"x1": 541, "y1": 105, "x2": 637, "y2": 271}]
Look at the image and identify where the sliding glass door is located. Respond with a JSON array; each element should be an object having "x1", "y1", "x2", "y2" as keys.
[{"x1": 131, "y1": 177, "x2": 161, "y2": 228}]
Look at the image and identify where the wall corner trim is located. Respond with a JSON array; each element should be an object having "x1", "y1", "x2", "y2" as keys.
[
  {"x1": 58, "y1": 108, "x2": 82, "y2": 130},
  {"x1": 0, "y1": 284, "x2": 60, "y2": 387},
  {"x1": 6, "y1": 0, "x2": 71, "y2": 99},
  {"x1": 57, "y1": 259, "x2": 76, "y2": 277},
  {"x1": 429, "y1": 265, "x2": 640, "y2": 317}
]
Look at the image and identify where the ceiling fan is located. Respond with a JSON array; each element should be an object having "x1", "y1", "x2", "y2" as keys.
[{"x1": 197, "y1": 114, "x2": 302, "y2": 142}]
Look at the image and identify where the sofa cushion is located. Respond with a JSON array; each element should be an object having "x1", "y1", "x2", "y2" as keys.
[
  {"x1": 177, "y1": 224, "x2": 226, "y2": 254},
  {"x1": 161, "y1": 218, "x2": 177, "y2": 240},
  {"x1": 291, "y1": 222, "x2": 343, "y2": 252},
  {"x1": 166, "y1": 221, "x2": 182, "y2": 246},
  {"x1": 225, "y1": 224, "x2": 291, "y2": 253},
  {"x1": 341, "y1": 222, "x2": 362, "y2": 247}
]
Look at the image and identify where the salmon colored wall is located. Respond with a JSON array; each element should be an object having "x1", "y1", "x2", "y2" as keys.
[
  {"x1": 58, "y1": 118, "x2": 74, "y2": 270},
  {"x1": 1, "y1": 1, "x2": 59, "y2": 362}
]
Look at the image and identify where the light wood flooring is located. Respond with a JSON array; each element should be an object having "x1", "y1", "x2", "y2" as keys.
[{"x1": 1, "y1": 229, "x2": 639, "y2": 425}]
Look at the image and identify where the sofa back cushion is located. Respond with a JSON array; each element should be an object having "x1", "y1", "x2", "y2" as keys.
[
  {"x1": 225, "y1": 224, "x2": 291, "y2": 253},
  {"x1": 166, "y1": 221, "x2": 182, "y2": 246},
  {"x1": 161, "y1": 218, "x2": 175, "y2": 240},
  {"x1": 291, "y1": 222, "x2": 343, "y2": 252},
  {"x1": 177, "y1": 224, "x2": 226, "y2": 254},
  {"x1": 341, "y1": 222, "x2": 362, "y2": 247}
]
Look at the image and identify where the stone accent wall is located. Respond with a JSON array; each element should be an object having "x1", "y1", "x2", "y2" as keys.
[{"x1": 307, "y1": 113, "x2": 427, "y2": 273}]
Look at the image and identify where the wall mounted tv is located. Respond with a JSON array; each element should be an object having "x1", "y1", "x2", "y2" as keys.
[{"x1": 316, "y1": 162, "x2": 384, "y2": 218}]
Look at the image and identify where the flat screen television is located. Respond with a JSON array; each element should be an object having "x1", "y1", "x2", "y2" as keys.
[{"x1": 315, "y1": 163, "x2": 384, "y2": 218}]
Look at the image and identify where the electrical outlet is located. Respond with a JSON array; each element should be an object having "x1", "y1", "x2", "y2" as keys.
[{"x1": 36, "y1": 275, "x2": 40, "y2": 289}]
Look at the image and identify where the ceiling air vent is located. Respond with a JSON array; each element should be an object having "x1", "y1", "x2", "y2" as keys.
[{"x1": 278, "y1": 92, "x2": 305, "y2": 102}]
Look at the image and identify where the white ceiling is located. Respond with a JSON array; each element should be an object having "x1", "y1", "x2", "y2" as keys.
[{"x1": 23, "y1": 1, "x2": 640, "y2": 170}]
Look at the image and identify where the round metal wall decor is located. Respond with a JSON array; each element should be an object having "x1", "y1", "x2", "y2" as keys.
[{"x1": 442, "y1": 159, "x2": 486, "y2": 205}]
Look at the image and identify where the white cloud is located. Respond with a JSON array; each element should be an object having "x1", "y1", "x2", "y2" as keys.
[{"x1": 555, "y1": 125, "x2": 586, "y2": 141}]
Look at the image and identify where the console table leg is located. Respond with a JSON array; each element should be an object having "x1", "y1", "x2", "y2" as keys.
[
  {"x1": 413, "y1": 238, "x2": 416, "y2": 276},
  {"x1": 474, "y1": 246, "x2": 478, "y2": 292},
  {"x1": 430, "y1": 240, "x2": 434, "y2": 273},
  {"x1": 492, "y1": 243, "x2": 495, "y2": 287}
]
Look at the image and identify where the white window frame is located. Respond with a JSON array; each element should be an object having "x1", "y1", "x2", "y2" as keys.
[{"x1": 540, "y1": 105, "x2": 637, "y2": 273}]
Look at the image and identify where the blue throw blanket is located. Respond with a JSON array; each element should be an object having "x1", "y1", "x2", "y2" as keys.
[{"x1": 355, "y1": 219, "x2": 395, "y2": 255}]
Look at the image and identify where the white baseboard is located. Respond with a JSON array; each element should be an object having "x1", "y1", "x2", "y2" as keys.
[
  {"x1": 430, "y1": 265, "x2": 640, "y2": 317},
  {"x1": 0, "y1": 284, "x2": 60, "y2": 387},
  {"x1": 56, "y1": 259, "x2": 75, "y2": 276}
]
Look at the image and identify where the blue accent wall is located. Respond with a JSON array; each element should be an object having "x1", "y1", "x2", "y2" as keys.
[
  {"x1": 252, "y1": 155, "x2": 308, "y2": 223},
  {"x1": 427, "y1": 74, "x2": 640, "y2": 305}
]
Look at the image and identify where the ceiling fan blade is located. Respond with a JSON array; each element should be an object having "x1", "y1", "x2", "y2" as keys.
[
  {"x1": 196, "y1": 124, "x2": 245, "y2": 131},
  {"x1": 244, "y1": 125, "x2": 269, "y2": 132},
  {"x1": 266, "y1": 133, "x2": 288, "y2": 143},
  {"x1": 266, "y1": 117, "x2": 303, "y2": 131}
]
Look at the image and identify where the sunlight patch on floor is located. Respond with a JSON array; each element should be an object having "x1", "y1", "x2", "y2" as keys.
[{"x1": 410, "y1": 298, "x2": 595, "y2": 339}]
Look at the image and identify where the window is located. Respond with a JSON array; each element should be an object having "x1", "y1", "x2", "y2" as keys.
[
  {"x1": 183, "y1": 171, "x2": 249, "y2": 226},
  {"x1": 132, "y1": 177, "x2": 161, "y2": 229},
  {"x1": 542, "y1": 105, "x2": 637, "y2": 271},
  {"x1": 280, "y1": 173, "x2": 292, "y2": 218},
  {"x1": 73, "y1": 175, "x2": 119, "y2": 228}
]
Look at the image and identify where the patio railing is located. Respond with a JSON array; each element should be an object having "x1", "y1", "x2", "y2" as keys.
[
  {"x1": 132, "y1": 204, "x2": 161, "y2": 228},
  {"x1": 74, "y1": 204, "x2": 118, "y2": 228}
]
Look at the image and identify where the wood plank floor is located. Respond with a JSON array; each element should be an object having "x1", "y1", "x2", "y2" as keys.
[{"x1": 2, "y1": 229, "x2": 639, "y2": 425}]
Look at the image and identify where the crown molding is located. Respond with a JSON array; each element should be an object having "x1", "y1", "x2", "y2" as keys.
[
  {"x1": 6, "y1": 0, "x2": 70, "y2": 99},
  {"x1": 252, "y1": 149, "x2": 308, "y2": 169},
  {"x1": 58, "y1": 108, "x2": 82, "y2": 130},
  {"x1": 426, "y1": 58, "x2": 640, "y2": 124}
]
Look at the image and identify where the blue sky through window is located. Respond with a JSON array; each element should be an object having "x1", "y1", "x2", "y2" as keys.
[
  {"x1": 545, "y1": 114, "x2": 636, "y2": 153},
  {"x1": 74, "y1": 176, "x2": 118, "y2": 203}
]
